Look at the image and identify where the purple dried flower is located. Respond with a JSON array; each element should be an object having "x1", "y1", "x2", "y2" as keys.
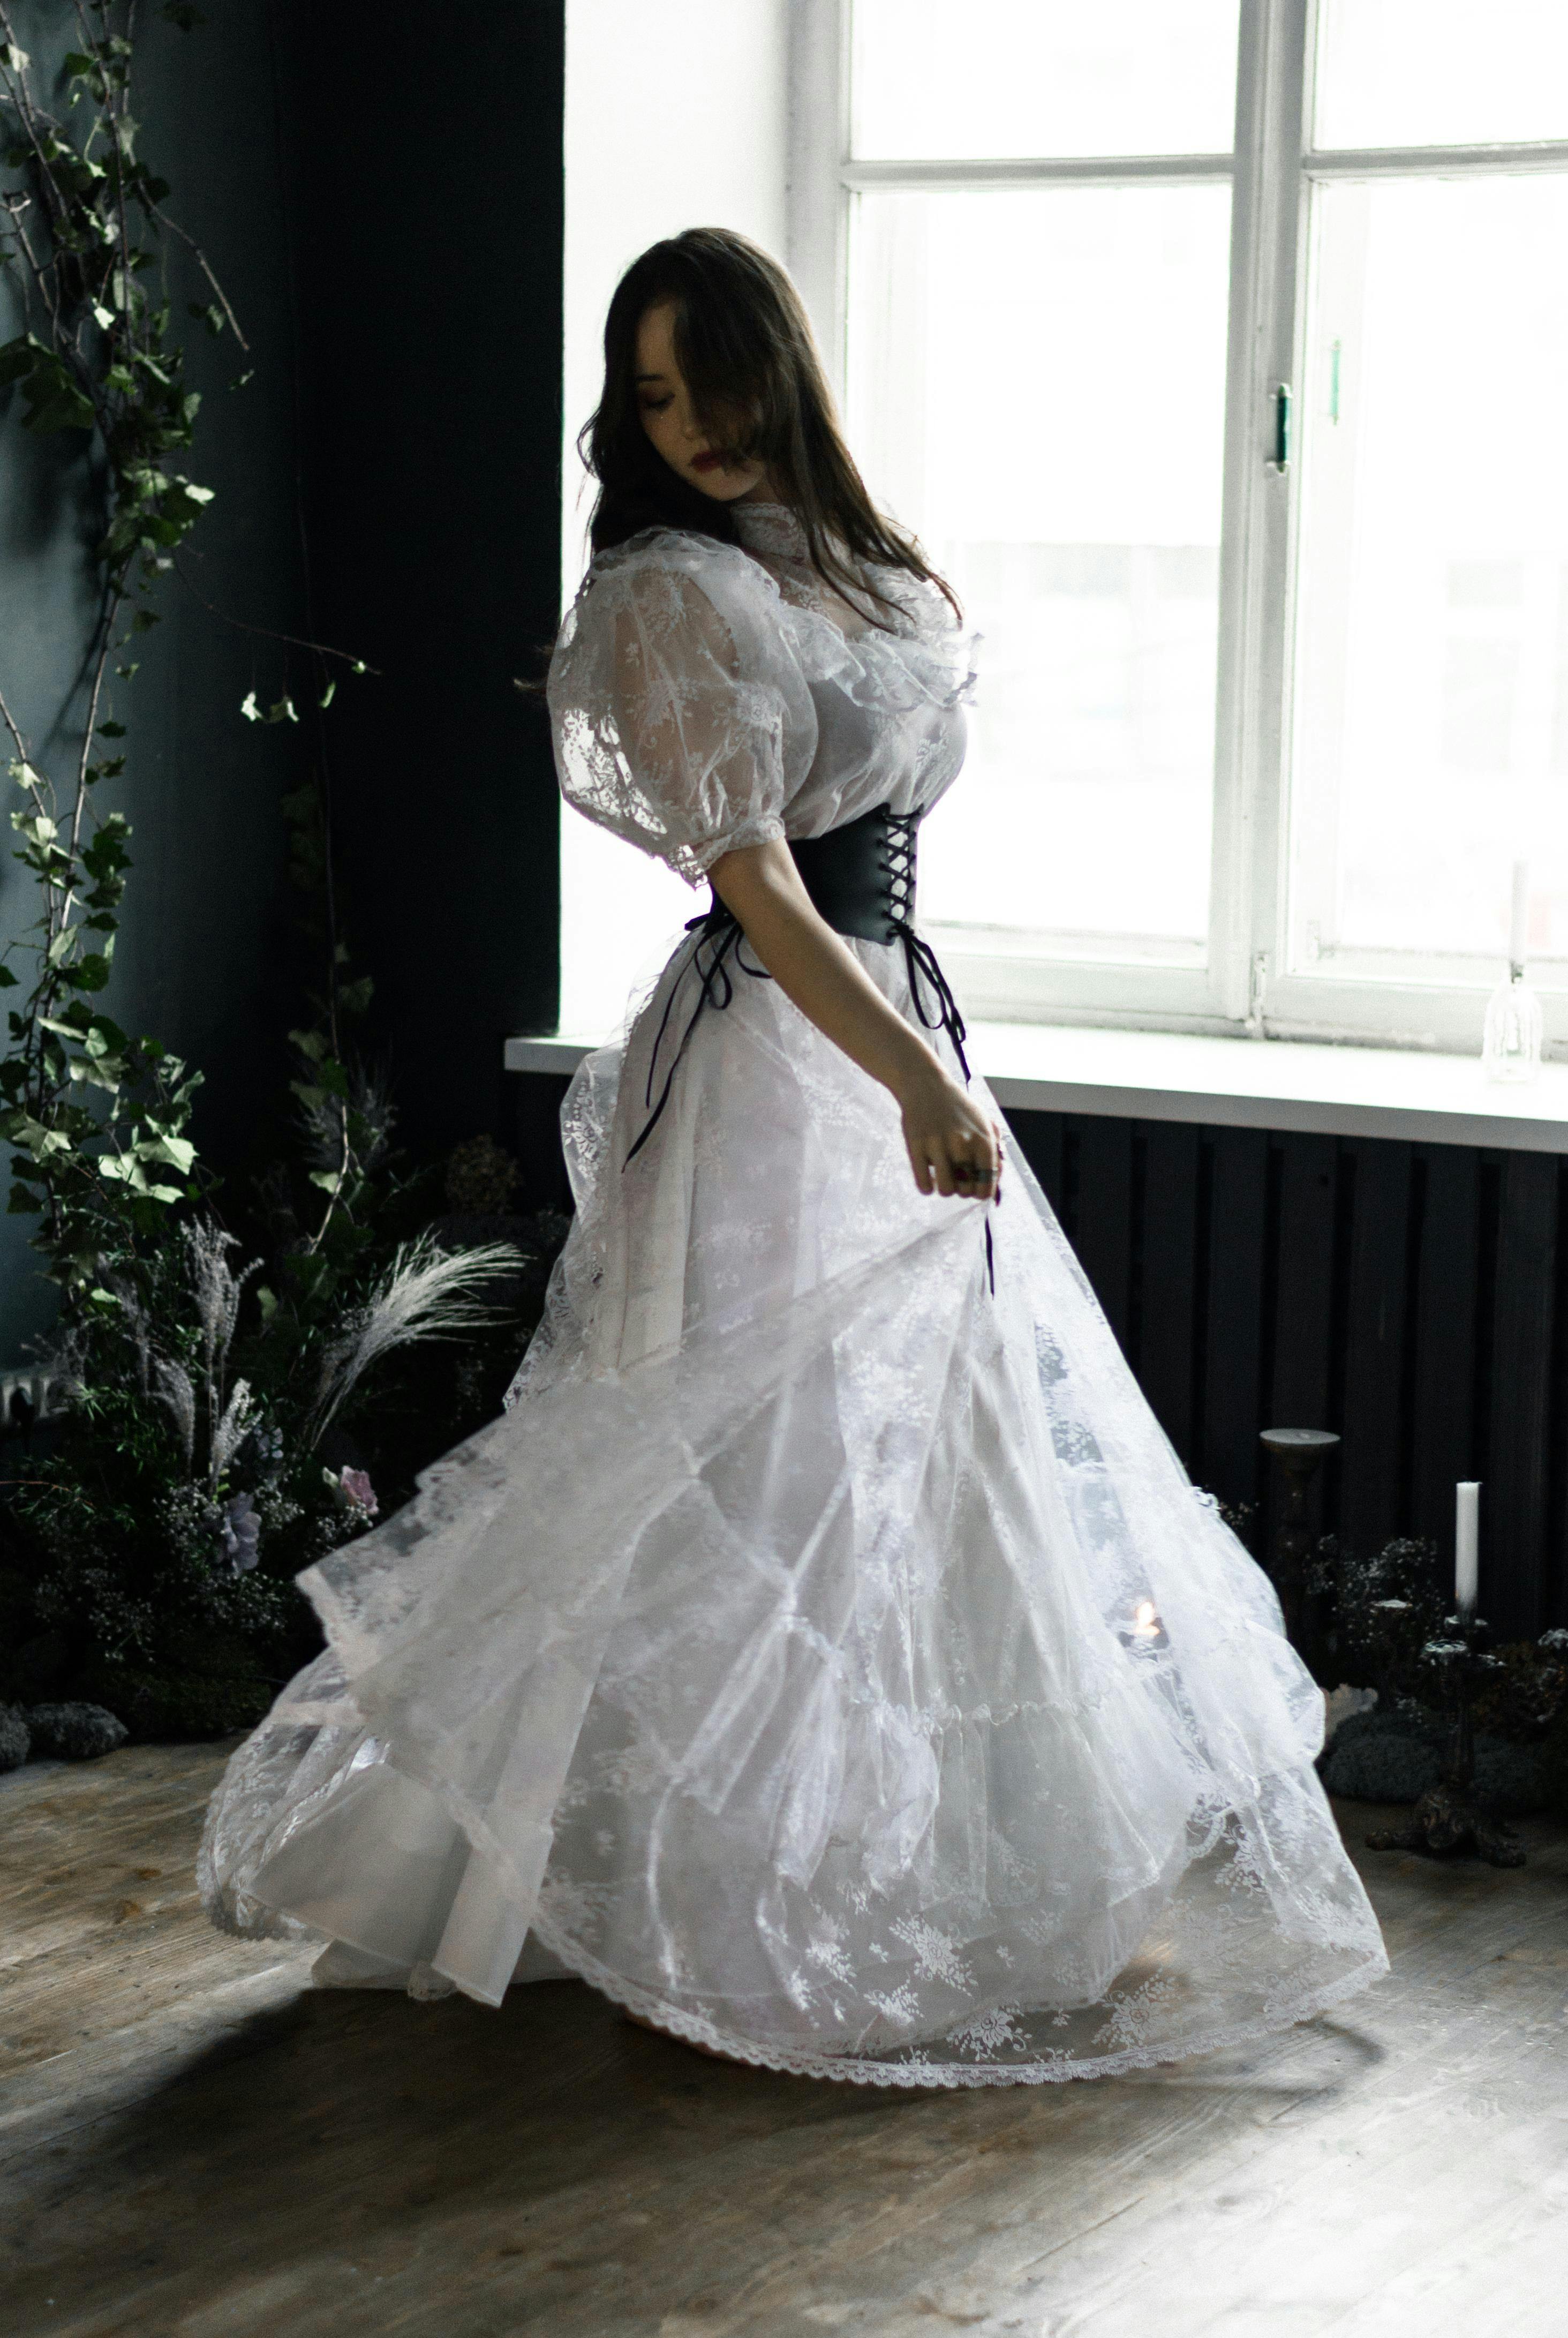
[
  {"x1": 341, "y1": 1467, "x2": 378, "y2": 1516},
  {"x1": 323, "y1": 1464, "x2": 379, "y2": 1518}
]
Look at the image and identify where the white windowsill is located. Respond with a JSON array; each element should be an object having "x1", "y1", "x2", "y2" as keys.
[{"x1": 503, "y1": 1023, "x2": 1568, "y2": 1154}]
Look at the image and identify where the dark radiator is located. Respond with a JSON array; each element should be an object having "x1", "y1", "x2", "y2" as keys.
[{"x1": 1007, "y1": 1112, "x2": 1568, "y2": 1642}]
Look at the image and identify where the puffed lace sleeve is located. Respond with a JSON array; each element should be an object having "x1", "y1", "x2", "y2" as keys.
[{"x1": 547, "y1": 532, "x2": 817, "y2": 885}]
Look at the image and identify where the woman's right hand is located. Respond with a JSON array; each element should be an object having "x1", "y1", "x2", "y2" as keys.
[{"x1": 897, "y1": 1063, "x2": 1002, "y2": 1202}]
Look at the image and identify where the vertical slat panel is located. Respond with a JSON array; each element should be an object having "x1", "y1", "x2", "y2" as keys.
[
  {"x1": 1489, "y1": 1152, "x2": 1558, "y2": 1636},
  {"x1": 1549, "y1": 1162, "x2": 1568, "y2": 1629},
  {"x1": 1264, "y1": 1133, "x2": 1342, "y2": 1565},
  {"x1": 1003, "y1": 1109, "x2": 1067, "y2": 1221},
  {"x1": 1202, "y1": 1126, "x2": 1270, "y2": 1511},
  {"x1": 1409, "y1": 1148, "x2": 1480, "y2": 1575},
  {"x1": 1073, "y1": 1118, "x2": 1135, "y2": 1351},
  {"x1": 1339, "y1": 1139, "x2": 1413, "y2": 1555},
  {"x1": 1269, "y1": 1133, "x2": 1339, "y2": 1431},
  {"x1": 1139, "y1": 1123, "x2": 1201, "y2": 1466}
]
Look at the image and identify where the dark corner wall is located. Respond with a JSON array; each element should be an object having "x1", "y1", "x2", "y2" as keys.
[
  {"x1": 279, "y1": 2, "x2": 564, "y2": 1151},
  {"x1": 0, "y1": 2, "x2": 567, "y2": 1358}
]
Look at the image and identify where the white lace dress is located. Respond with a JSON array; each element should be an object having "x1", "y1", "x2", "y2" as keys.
[{"x1": 200, "y1": 505, "x2": 1388, "y2": 2085}]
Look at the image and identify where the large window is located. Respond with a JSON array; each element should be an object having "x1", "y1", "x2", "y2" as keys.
[{"x1": 793, "y1": 0, "x2": 1568, "y2": 1050}]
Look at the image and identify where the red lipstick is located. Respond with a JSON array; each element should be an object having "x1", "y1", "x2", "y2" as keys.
[{"x1": 691, "y1": 452, "x2": 723, "y2": 473}]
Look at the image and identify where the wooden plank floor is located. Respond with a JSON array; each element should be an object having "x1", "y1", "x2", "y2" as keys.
[{"x1": 3, "y1": 1743, "x2": 1567, "y2": 2337}]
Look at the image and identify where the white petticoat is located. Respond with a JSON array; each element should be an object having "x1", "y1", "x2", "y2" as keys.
[{"x1": 200, "y1": 934, "x2": 1388, "y2": 2085}]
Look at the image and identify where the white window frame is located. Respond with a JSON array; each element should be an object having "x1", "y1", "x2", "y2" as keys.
[{"x1": 787, "y1": 0, "x2": 1568, "y2": 1056}]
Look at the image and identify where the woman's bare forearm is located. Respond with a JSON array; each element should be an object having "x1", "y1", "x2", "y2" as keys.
[
  {"x1": 707, "y1": 836, "x2": 1000, "y2": 1199},
  {"x1": 708, "y1": 838, "x2": 940, "y2": 1100}
]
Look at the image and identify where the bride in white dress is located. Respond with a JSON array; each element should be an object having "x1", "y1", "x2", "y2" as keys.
[{"x1": 200, "y1": 228, "x2": 1387, "y2": 2085}]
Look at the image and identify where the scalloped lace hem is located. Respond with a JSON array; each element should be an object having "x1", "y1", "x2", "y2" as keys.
[{"x1": 528, "y1": 1912, "x2": 1390, "y2": 2091}]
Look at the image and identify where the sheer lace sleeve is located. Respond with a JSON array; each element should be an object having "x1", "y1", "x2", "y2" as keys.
[{"x1": 548, "y1": 531, "x2": 818, "y2": 885}]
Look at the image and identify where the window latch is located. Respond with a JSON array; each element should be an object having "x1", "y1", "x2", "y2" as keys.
[{"x1": 1270, "y1": 382, "x2": 1292, "y2": 472}]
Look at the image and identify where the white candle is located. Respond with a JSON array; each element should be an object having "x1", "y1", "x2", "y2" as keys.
[
  {"x1": 1509, "y1": 861, "x2": 1529, "y2": 968},
  {"x1": 1455, "y1": 1481, "x2": 1481, "y2": 1616}
]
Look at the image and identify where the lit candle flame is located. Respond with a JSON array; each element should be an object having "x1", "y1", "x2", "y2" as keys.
[{"x1": 1132, "y1": 1600, "x2": 1160, "y2": 1637}]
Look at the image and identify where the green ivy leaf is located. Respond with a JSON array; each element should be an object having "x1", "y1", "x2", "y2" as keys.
[
  {"x1": 138, "y1": 1131, "x2": 196, "y2": 1173},
  {"x1": 246, "y1": 693, "x2": 298, "y2": 727},
  {"x1": 12, "y1": 1116, "x2": 72, "y2": 1161},
  {"x1": 20, "y1": 354, "x2": 96, "y2": 435}
]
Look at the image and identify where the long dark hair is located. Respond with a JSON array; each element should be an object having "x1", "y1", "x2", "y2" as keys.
[{"x1": 580, "y1": 227, "x2": 959, "y2": 630}]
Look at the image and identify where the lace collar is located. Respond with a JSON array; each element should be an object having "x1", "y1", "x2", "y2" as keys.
[{"x1": 731, "y1": 502, "x2": 810, "y2": 563}]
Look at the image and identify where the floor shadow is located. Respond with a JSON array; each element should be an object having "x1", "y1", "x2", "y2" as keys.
[{"x1": 4, "y1": 1963, "x2": 1394, "y2": 2338}]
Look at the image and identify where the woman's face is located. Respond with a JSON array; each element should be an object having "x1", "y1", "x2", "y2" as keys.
[{"x1": 635, "y1": 301, "x2": 771, "y2": 504}]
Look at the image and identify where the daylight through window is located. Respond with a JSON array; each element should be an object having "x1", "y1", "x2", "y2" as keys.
[{"x1": 811, "y1": 0, "x2": 1568, "y2": 1050}]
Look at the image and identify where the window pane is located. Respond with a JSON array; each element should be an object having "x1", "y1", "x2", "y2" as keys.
[
  {"x1": 1314, "y1": 0, "x2": 1568, "y2": 152},
  {"x1": 851, "y1": 0, "x2": 1239, "y2": 162},
  {"x1": 1290, "y1": 175, "x2": 1568, "y2": 976},
  {"x1": 848, "y1": 185, "x2": 1231, "y2": 954}
]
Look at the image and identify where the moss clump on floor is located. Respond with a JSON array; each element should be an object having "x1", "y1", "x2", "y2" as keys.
[
  {"x1": 0, "y1": 1703, "x2": 29, "y2": 1772},
  {"x1": 1322, "y1": 1705, "x2": 1547, "y2": 1815},
  {"x1": 24, "y1": 1702, "x2": 129, "y2": 1760}
]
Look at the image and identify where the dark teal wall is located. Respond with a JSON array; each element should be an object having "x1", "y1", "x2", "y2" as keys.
[
  {"x1": 0, "y1": 4, "x2": 311, "y2": 1357},
  {"x1": 0, "y1": 3, "x2": 566, "y2": 1357}
]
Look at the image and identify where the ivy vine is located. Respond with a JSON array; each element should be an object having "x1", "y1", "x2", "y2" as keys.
[{"x1": 0, "y1": 2, "x2": 370, "y2": 1321}]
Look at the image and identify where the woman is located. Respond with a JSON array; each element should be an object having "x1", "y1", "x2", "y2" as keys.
[{"x1": 202, "y1": 229, "x2": 1387, "y2": 2084}]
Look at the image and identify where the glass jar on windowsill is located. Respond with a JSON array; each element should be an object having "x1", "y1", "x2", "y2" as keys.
[{"x1": 1483, "y1": 964, "x2": 1543, "y2": 1086}]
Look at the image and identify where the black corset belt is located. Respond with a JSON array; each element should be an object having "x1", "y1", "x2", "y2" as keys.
[{"x1": 625, "y1": 802, "x2": 977, "y2": 1182}]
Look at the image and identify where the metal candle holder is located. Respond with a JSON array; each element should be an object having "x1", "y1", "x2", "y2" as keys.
[
  {"x1": 1260, "y1": 1427, "x2": 1340, "y2": 1652},
  {"x1": 1365, "y1": 1613, "x2": 1526, "y2": 1869}
]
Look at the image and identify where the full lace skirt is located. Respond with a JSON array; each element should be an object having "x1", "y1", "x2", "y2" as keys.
[{"x1": 200, "y1": 934, "x2": 1387, "y2": 2084}]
